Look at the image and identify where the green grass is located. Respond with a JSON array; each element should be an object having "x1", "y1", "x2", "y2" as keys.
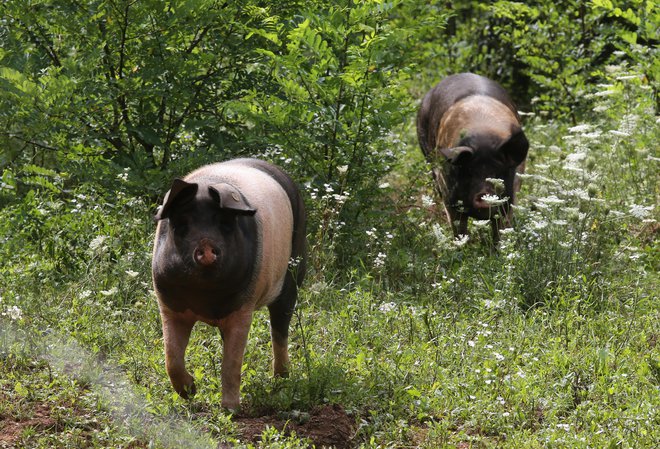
[{"x1": 1, "y1": 66, "x2": 658, "y2": 448}]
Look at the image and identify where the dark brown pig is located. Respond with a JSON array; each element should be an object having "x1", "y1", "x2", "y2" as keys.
[
  {"x1": 152, "y1": 158, "x2": 306, "y2": 410},
  {"x1": 417, "y1": 73, "x2": 529, "y2": 242}
]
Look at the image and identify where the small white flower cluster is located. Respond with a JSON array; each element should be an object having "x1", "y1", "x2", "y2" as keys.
[
  {"x1": 308, "y1": 183, "x2": 350, "y2": 206},
  {"x1": 89, "y1": 235, "x2": 109, "y2": 252},
  {"x1": 453, "y1": 234, "x2": 469, "y2": 247},
  {"x1": 485, "y1": 177, "x2": 505, "y2": 194},
  {"x1": 100, "y1": 287, "x2": 118, "y2": 297},
  {"x1": 421, "y1": 194, "x2": 435, "y2": 208},
  {"x1": 2, "y1": 305, "x2": 23, "y2": 321},
  {"x1": 373, "y1": 252, "x2": 387, "y2": 268},
  {"x1": 366, "y1": 227, "x2": 394, "y2": 269},
  {"x1": 481, "y1": 194, "x2": 508, "y2": 206},
  {"x1": 288, "y1": 256, "x2": 303, "y2": 268},
  {"x1": 378, "y1": 302, "x2": 396, "y2": 313},
  {"x1": 116, "y1": 167, "x2": 130, "y2": 182},
  {"x1": 628, "y1": 204, "x2": 653, "y2": 220}
]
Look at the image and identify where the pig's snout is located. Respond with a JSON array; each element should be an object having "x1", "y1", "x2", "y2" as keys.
[{"x1": 193, "y1": 239, "x2": 219, "y2": 266}]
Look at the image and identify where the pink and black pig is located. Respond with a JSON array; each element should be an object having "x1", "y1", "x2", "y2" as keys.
[
  {"x1": 417, "y1": 73, "x2": 529, "y2": 242},
  {"x1": 152, "y1": 158, "x2": 306, "y2": 410}
]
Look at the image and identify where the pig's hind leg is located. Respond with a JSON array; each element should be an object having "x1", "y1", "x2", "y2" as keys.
[{"x1": 267, "y1": 273, "x2": 298, "y2": 378}]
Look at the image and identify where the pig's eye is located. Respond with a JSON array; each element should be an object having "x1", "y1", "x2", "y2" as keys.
[{"x1": 170, "y1": 217, "x2": 189, "y2": 235}]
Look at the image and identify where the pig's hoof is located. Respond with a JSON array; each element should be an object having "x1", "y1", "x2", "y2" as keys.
[
  {"x1": 221, "y1": 401, "x2": 240, "y2": 413},
  {"x1": 177, "y1": 382, "x2": 197, "y2": 399}
]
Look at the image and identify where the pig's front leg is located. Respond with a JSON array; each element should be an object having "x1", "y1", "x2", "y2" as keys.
[
  {"x1": 218, "y1": 311, "x2": 254, "y2": 411},
  {"x1": 446, "y1": 205, "x2": 468, "y2": 238},
  {"x1": 491, "y1": 206, "x2": 514, "y2": 244},
  {"x1": 160, "y1": 308, "x2": 196, "y2": 398}
]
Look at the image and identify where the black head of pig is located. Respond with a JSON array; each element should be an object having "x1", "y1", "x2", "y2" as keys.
[
  {"x1": 441, "y1": 127, "x2": 528, "y2": 220},
  {"x1": 153, "y1": 179, "x2": 258, "y2": 313}
]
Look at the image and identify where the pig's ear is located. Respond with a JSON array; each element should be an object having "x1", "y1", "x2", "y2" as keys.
[
  {"x1": 154, "y1": 179, "x2": 198, "y2": 221},
  {"x1": 499, "y1": 129, "x2": 529, "y2": 167},
  {"x1": 441, "y1": 146, "x2": 474, "y2": 165},
  {"x1": 208, "y1": 183, "x2": 256, "y2": 216}
]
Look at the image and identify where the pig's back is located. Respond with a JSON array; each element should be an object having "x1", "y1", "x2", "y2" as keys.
[{"x1": 417, "y1": 73, "x2": 519, "y2": 156}]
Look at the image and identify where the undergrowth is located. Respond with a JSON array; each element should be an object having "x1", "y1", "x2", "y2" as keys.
[{"x1": 1, "y1": 30, "x2": 658, "y2": 449}]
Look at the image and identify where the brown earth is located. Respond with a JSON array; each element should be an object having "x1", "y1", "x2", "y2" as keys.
[
  {"x1": 0, "y1": 402, "x2": 57, "y2": 447},
  {"x1": 0, "y1": 396, "x2": 355, "y2": 448},
  {"x1": 233, "y1": 404, "x2": 356, "y2": 448}
]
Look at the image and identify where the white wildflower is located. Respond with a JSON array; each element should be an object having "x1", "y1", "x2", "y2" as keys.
[
  {"x1": 379, "y1": 182, "x2": 390, "y2": 189},
  {"x1": 373, "y1": 252, "x2": 387, "y2": 268},
  {"x1": 125, "y1": 270, "x2": 139, "y2": 278},
  {"x1": 568, "y1": 124, "x2": 591, "y2": 133},
  {"x1": 453, "y1": 234, "x2": 469, "y2": 247},
  {"x1": 432, "y1": 223, "x2": 449, "y2": 244},
  {"x1": 337, "y1": 165, "x2": 348, "y2": 174},
  {"x1": 565, "y1": 152, "x2": 587, "y2": 163},
  {"x1": 89, "y1": 235, "x2": 108, "y2": 251},
  {"x1": 486, "y1": 177, "x2": 505, "y2": 194},
  {"x1": 582, "y1": 131, "x2": 602, "y2": 140},
  {"x1": 468, "y1": 340, "x2": 476, "y2": 347},
  {"x1": 79, "y1": 290, "x2": 92, "y2": 299},
  {"x1": 594, "y1": 89, "x2": 617, "y2": 97},
  {"x1": 421, "y1": 195, "x2": 435, "y2": 207},
  {"x1": 117, "y1": 168, "x2": 130, "y2": 182},
  {"x1": 100, "y1": 287, "x2": 118, "y2": 296},
  {"x1": 481, "y1": 194, "x2": 507, "y2": 206},
  {"x1": 288, "y1": 257, "x2": 302, "y2": 268},
  {"x1": 499, "y1": 227, "x2": 516, "y2": 236},
  {"x1": 379, "y1": 302, "x2": 396, "y2": 313},
  {"x1": 332, "y1": 193, "x2": 349, "y2": 203},
  {"x1": 609, "y1": 130, "x2": 630, "y2": 137},
  {"x1": 4, "y1": 305, "x2": 22, "y2": 321},
  {"x1": 537, "y1": 195, "x2": 565, "y2": 205},
  {"x1": 629, "y1": 204, "x2": 653, "y2": 220},
  {"x1": 473, "y1": 219, "x2": 491, "y2": 228},
  {"x1": 532, "y1": 220, "x2": 548, "y2": 230},
  {"x1": 493, "y1": 352, "x2": 505, "y2": 362}
]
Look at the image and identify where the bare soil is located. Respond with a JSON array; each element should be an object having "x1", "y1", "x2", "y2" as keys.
[
  {"x1": 0, "y1": 402, "x2": 57, "y2": 447},
  {"x1": 0, "y1": 395, "x2": 355, "y2": 448},
  {"x1": 234, "y1": 404, "x2": 356, "y2": 448}
]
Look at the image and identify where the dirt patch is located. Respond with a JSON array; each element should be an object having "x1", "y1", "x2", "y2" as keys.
[
  {"x1": 0, "y1": 402, "x2": 57, "y2": 446},
  {"x1": 234, "y1": 404, "x2": 356, "y2": 448}
]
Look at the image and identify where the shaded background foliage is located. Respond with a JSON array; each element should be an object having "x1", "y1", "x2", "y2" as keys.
[{"x1": 0, "y1": 0, "x2": 657, "y2": 272}]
